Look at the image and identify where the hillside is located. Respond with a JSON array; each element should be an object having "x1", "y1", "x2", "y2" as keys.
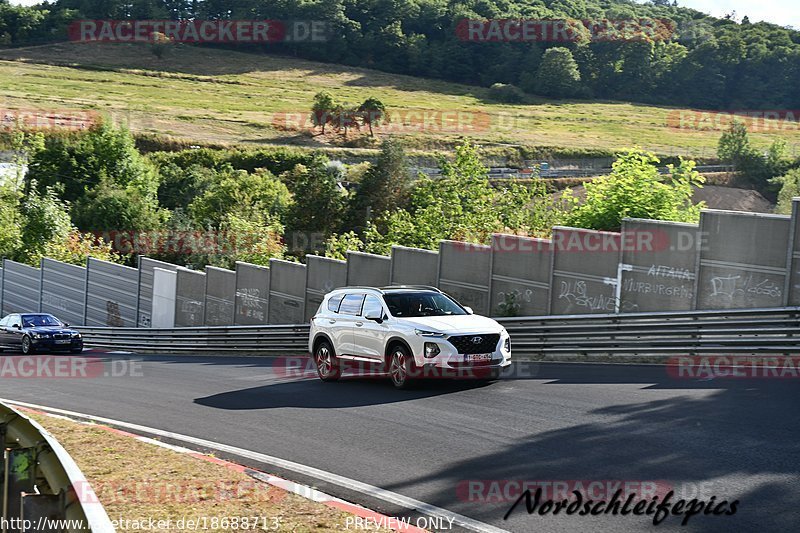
[{"x1": 2, "y1": 43, "x2": 799, "y2": 157}]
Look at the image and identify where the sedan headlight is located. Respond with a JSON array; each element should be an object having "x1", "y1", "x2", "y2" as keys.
[
  {"x1": 415, "y1": 329, "x2": 446, "y2": 337},
  {"x1": 32, "y1": 333, "x2": 50, "y2": 339},
  {"x1": 71, "y1": 332, "x2": 81, "y2": 338}
]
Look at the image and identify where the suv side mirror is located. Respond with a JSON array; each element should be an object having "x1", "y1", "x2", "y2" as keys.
[
  {"x1": 463, "y1": 306, "x2": 474, "y2": 315},
  {"x1": 365, "y1": 312, "x2": 383, "y2": 324}
]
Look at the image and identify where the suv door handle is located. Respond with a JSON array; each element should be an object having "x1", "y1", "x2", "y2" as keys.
[
  {"x1": 327, "y1": 319, "x2": 336, "y2": 324},
  {"x1": 355, "y1": 322, "x2": 363, "y2": 327}
]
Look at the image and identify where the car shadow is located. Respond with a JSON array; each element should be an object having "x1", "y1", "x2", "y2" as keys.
[{"x1": 194, "y1": 375, "x2": 494, "y2": 410}]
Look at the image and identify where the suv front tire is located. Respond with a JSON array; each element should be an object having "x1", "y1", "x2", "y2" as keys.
[
  {"x1": 314, "y1": 340, "x2": 341, "y2": 382},
  {"x1": 388, "y1": 344, "x2": 415, "y2": 389}
]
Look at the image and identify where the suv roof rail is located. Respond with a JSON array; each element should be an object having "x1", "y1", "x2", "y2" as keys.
[
  {"x1": 380, "y1": 285, "x2": 442, "y2": 292},
  {"x1": 335, "y1": 286, "x2": 386, "y2": 293}
]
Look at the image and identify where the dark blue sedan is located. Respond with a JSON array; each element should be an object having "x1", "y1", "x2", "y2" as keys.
[{"x1": 0, "y1": 313, "x2": 83, "y2": 355}]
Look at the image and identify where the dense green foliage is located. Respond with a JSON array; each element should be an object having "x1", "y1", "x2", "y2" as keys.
[
  {"x1": 717, "y1": 120, "x2": 793, "y2": 188},
  {"x1": 774, "y1": 168, "x2": 800, "y2": 215},
  {"x1": 326, "y1": 141, "x2": 573, "y2": 257},
  {"x1": 565, "y1": 149, "x2": 705, "y2": 231},
  {"x1": 4, "y1": 0, "x2": 800, "y2": 110},
  {"x1": 6, "y1": 122, "x2": 780, "y2": 271}
]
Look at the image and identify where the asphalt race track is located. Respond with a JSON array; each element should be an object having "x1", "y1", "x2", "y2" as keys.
[{"x1": 2, "y1": 355, "x2": 798, "y2": 532}]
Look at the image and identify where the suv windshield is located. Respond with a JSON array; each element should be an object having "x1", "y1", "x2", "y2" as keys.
[
  {"x1": 22, "y1": 314, "x2": 62, "y2": 327},
  {"x1": 383, "y1": 292, "x2": 467, "y2": 317}
]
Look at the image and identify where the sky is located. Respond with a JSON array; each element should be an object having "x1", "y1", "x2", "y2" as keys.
[
  {"x1": 9, "y1": 0, "x2": 799, "y2": 30},
  {"x1": 671, "y1": 0, "x2": 798, "y2": 28}
]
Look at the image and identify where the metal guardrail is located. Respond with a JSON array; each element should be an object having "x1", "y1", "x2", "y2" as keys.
[
  {"x1": 78, "y1": 324, "x2": 310, "y2": 354},
  {"x1": 77, "y1": 308, "x2": 800, "y2": 358},
  {"x1": 0, "y1": 402, "x2": 115, "y2": 532}
]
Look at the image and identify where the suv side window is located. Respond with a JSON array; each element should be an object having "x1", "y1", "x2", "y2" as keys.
[
  {"x1": 362, "y1": 295, "x2": 384, "y2": 318},
  {"x1": 338, "y1": 294, "x2": 365, "y2": 315},
  {"x1": 327, "y1": 294, "x2": 344, "y2": 313},
  {"x1": 0, "y1": 316, "x2": 7, "y2": 327}
]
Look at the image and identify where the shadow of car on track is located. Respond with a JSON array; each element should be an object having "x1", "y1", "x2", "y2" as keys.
[
  {"x1": 193, "y1": 375, "x2": 495, "y2": 410},
  {"x1": 373, "y1": 380, "x2": 800, "y2": 532}
]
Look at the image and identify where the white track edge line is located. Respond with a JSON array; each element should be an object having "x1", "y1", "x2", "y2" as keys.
[{"x1": 1, "y1": 398, "x2": 509, "y2": 533}]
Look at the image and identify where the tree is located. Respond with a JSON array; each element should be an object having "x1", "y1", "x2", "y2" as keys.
[
  {"x1": 189, "y1": 167, "x2": 292, "y2": 228},
  {"x1": 347, "y1": 139, "x2": 411, "y2": 230},
  {"x1": 330, "y1": 104, "x2": 361, "y2": 137},
  {"x1": 0, "y1": 184, "x2": 23, "y2": 259},
  {"x1": 534, "y1": 47, "x2": 582, "y2": 98},
  {"x1": 357, "y1": 97, "x2": 388, "y2": 136},
  {"x1": 26, "y1": 121, "x2": 159, "y2": 206},
  {"x1": 284, "y1": 159, "x2": 347, "y2": 241},
  {"x1": 718, "y1": 120, "x2": 752, "y2": 164},
  {"x1": 72, "y1": 182, "x2": 163, "y2": 232},
  {"x1": 18, "y1": 182, "x2": 72, "y2": 263},
  {"x1": 311, "y1": 91, "x2": 337, "y2": 134},
  {"x1": 773, "y1": 168, "x2": 800, "y2": 215},
  {"x1": 566, "y1": 149, "x2": 705, "y2": 231}
]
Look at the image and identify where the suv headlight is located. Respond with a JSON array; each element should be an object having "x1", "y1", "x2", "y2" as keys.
[
  {"x1": 415, "y1": 329, "x2": 446, "y2": 337},
  {"x1": 424, "y1": 342, "x2": 441, "y2": 358},
  {"x1": 504, "y1": 336, "x2": 511, "y2": 352}
]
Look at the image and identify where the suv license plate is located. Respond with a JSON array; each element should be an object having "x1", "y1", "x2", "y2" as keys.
[
  {"x1": 466, "y1": 353, "x2": 492, "y2": 362},
  {"x1": 55, "y1": 339, "x2": 71, "y2": 344}
]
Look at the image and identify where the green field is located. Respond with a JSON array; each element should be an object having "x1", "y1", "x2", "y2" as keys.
[{"x1": 2, "y1": 42, "x2": 798, "y2": 157}]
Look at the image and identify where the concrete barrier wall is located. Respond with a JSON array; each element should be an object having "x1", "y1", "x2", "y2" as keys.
[
  {"x1": 438, "y1": 240, "x2": 491, "y2": 315},
  {"x1": 346, "y1": 252, "x2": 391, "y2": 287},
  {"x1": 204, "y1": 266, "x2": 235, "y2": 326},
  {"x1": 137, "y1": 257, "x2": 179, "y2": 327},
  {"x1": 619, "y1": 219, "x2": 699, "y2": 313},
  {"x1": 550, "y1": 227, "x2": 621, "y2": 315},
  {"x1": 1, "y1": 260, "x2": 40, "y2": 315},
  {"x1": 696, "y1": 210, "x2": 790, "y2": 310},
  {"x1": 234, "y1": 262, "x2": 270, "y2": 325},
  {"x1": 390, "y1": 246, "x2": 439, "y2": 286},
  {"x1": 490, "y1": 234, "x2": 552, "y2": 317},
  {"x1": 40, "y1": 258, "x2": 86, "y2": 326},
  {"x1": 268, "y1": 259, "x2": 306, "y2": 324},
  {"x1": 787, "y1": 198, "x2": 800, "y2": 306},
  {"x1": 151, "y1": 268, "x2": 177, "y2": 328},
  {"x1": 85, "y1": 258, "x2": 138, "y2": 327},
  {"x1": 175, "y1": 268, "x2": 206, "y2": 327},
  {"x1": 305, "y1": 255, "x2": 346, "y2": 320}
]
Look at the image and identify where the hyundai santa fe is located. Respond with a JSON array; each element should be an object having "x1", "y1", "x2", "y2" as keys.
[{"x1": 308, "y1": 286, "x2": 511, "y2": 388}]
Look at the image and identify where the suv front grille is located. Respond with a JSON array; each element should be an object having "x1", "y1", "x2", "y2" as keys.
[{"x1": 448, "y1": 334, "x2": 501, "y2": 354}]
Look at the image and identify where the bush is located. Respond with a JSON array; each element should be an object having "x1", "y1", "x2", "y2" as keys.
[
  {"x1": 488, "y1": 83, "x2": 526, "y2": 104},
  {"x1": 566, "y1": 149, "x2": 705, "y2": 231}
]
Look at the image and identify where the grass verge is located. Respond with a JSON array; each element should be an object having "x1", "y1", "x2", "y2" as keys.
[{"x1": 28, "y1": 411, "x2": 384, "y2": 532}]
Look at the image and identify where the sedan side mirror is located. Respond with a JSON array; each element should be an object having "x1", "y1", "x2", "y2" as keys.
[
  {"x1": 463, "y1": 306, "x2": 474, "y2": 315},
  {"x1": 12, "y1": 324, "x2": 20, "y2": 329},
  {"x1": 63, "y1": 323, "x2": 70, "y2": 327}
]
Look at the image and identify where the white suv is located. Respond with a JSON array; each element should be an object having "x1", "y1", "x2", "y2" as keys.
[{"x1": 308, "y1": 286, "x2": 511, "y2": 389}]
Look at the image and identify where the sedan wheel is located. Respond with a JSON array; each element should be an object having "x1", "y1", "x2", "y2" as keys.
[
  {"x1": 21, "y1": 335, "x2": 34, "y2": 355},
  {"x1": 315, "y1": 342, "x2": 341, "y2": 382}
]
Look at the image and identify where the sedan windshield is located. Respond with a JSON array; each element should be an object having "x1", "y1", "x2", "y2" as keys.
[
  {"x1": 22, "y1": 314, "x2": 62, "y2": 327},
  {"x1": 383, "y1": 292, "x2": 467, "y2": 317}
]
